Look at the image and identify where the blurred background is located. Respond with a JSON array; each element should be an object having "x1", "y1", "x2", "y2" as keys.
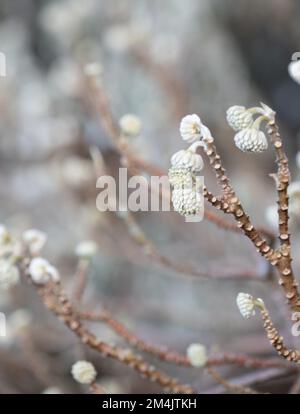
[{"x1": 0, "y1": 0, "x2": 300, "y2": 394}]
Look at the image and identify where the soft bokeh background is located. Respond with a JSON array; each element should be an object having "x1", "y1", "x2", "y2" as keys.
[{"x1": 0, "y1": 0, "x2": 300, "y2": 394}]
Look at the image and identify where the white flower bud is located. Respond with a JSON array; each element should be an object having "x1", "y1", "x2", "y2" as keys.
[
  {"x1": 71, "y1": 360, "x2": 97, "y2": 384},
  {"x1": 23, "y1": 229, "x2": 47, "y2": 254},
  {"x1": 236, "y1": 292, "x2": 264, "y2": 319},
  {"x1": 234, "y1": 128, "x2": 268, "y2": 153},
  {"x1": 180, "y1": 114, "x2": 202, "y2": 143},
  {"x1": 0, "y1": 260, "x2": 19, "y2": 290},
  {"x1": 168, "y1": 167, "x2": 194, "y2": 188},
  {"x1": 226, "y1": 106, "x2": 253, "y2": 131},
  {"x1": 236, "y1": 292, "x2": 255, "y2": 318},
  {"x1": 288, "y1": 59, "x2": 300, "y2": 84},
  {"x1": 119, "y1": 114, "x2": 141, "y2": 137},
  {"x1": 172, "y1": 188, "x2": 203, "y2": 216},
  {"x1": 29, "y1": 257, "x2": 60, "y2": 285},
  {"x1": 75, "y1": 240, "x2": 98, "y2": 259},
  {"x1": 171, "y1": 149, "x2": 203, "y2": 172},
  {"x1": 187, "y1": 343, "x2": 207, "y2": 367}
]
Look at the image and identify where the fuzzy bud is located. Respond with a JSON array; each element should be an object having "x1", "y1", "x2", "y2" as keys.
[
  {"x1": 236, "y1": 292, "x2": 264, "y2": 319},
  {"x1": 119, "y1": 114, "x2": 142, "y2": 137},
  {"x1": 226, "y1": 106, "x2": 253, "y2": 131},
  {"x1": 71, "y1": 360, "x2": 97, "y2": 385},
  {"x1": 236, "y1": 292, "x2": 256, "y2": 318},
  {"x1": 234, "y1": 128, "x2": 268, "y2": 153},
  {"x1": 187, "y1": 343, "x2": 207, "y2": 367},
  {"x1": 288, "y1": 59, "x2": 300, "y2": 85},
  {"x1": 172, "y1": 188, "x2": 202, "y2": 216},
  {"x1": 168, "y1": 167, "x2": 194, "y2": 188},
  {"x1": 75, "y1": 240, "x2": 98, "y2": 259},
  {"x1": 29, "y1": 257, "x2": 60, "y2": 285},
  {"x1": 171, "y1": 149, "x2": 203, "y2": 172},
  {"x1": 180, "y1": 114, "x2": 202, "y2": 143}
]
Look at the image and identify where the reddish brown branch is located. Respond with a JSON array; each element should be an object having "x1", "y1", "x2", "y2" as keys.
[
  {"x1": 205, "y1": 367, "x2": 259, "y2": 394},
  {"x1": 266, "y1": 120, "x2": 300, "y2": 314},
  {"x1": 22, "y1": 273, "x2": 196, "y2": 394},
  {"x1": 202, "y1": 128, "x2": 300, "y2": 318},
  {"x1": 72, "y1": 260, "x2": 90, "y2": 303},
  {"x1": 259, "y1": 307, "x2": 300, "y2": 363},
  {"x1": 122, "y1": 211, "x2": 261, "y2": 281},
  {"x1": 80, "y1": 309, "x2": 293, "y2": 371},
  {"x1": 202, "y1": 139, "x2": 276, "y2": 262}
]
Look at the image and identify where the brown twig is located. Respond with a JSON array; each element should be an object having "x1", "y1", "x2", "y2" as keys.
[
  {"x1": 72, "y1": 259, "x2": 90, "y2": 303},
  {"x1": 121, "y1": 210, "x2": 262, "y2": 281},
  {"x1": 201, "y1": 118, "x2": 300, "y2": 315},
  {"x1": 79, "y1": 309, "x2": 293, "y2": 371},
  {"x1": 20, "y1": 268, "x2": 196, "y2": 394},
  {"x1": 202, "y1": 138, "x2": 276, "y2": 262},
  {"x1": 266, "y1": 120, "x2": 300, "y2": 314},
  {"x1": 200, "y1": 125, "x2": 300, "y2": 358},
  {"x1": 205, "y1": 367, "x2": 259, "y2": 394},
  {"x1": 259, "y1": 306, "x2": 300, "y2": 363}
]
